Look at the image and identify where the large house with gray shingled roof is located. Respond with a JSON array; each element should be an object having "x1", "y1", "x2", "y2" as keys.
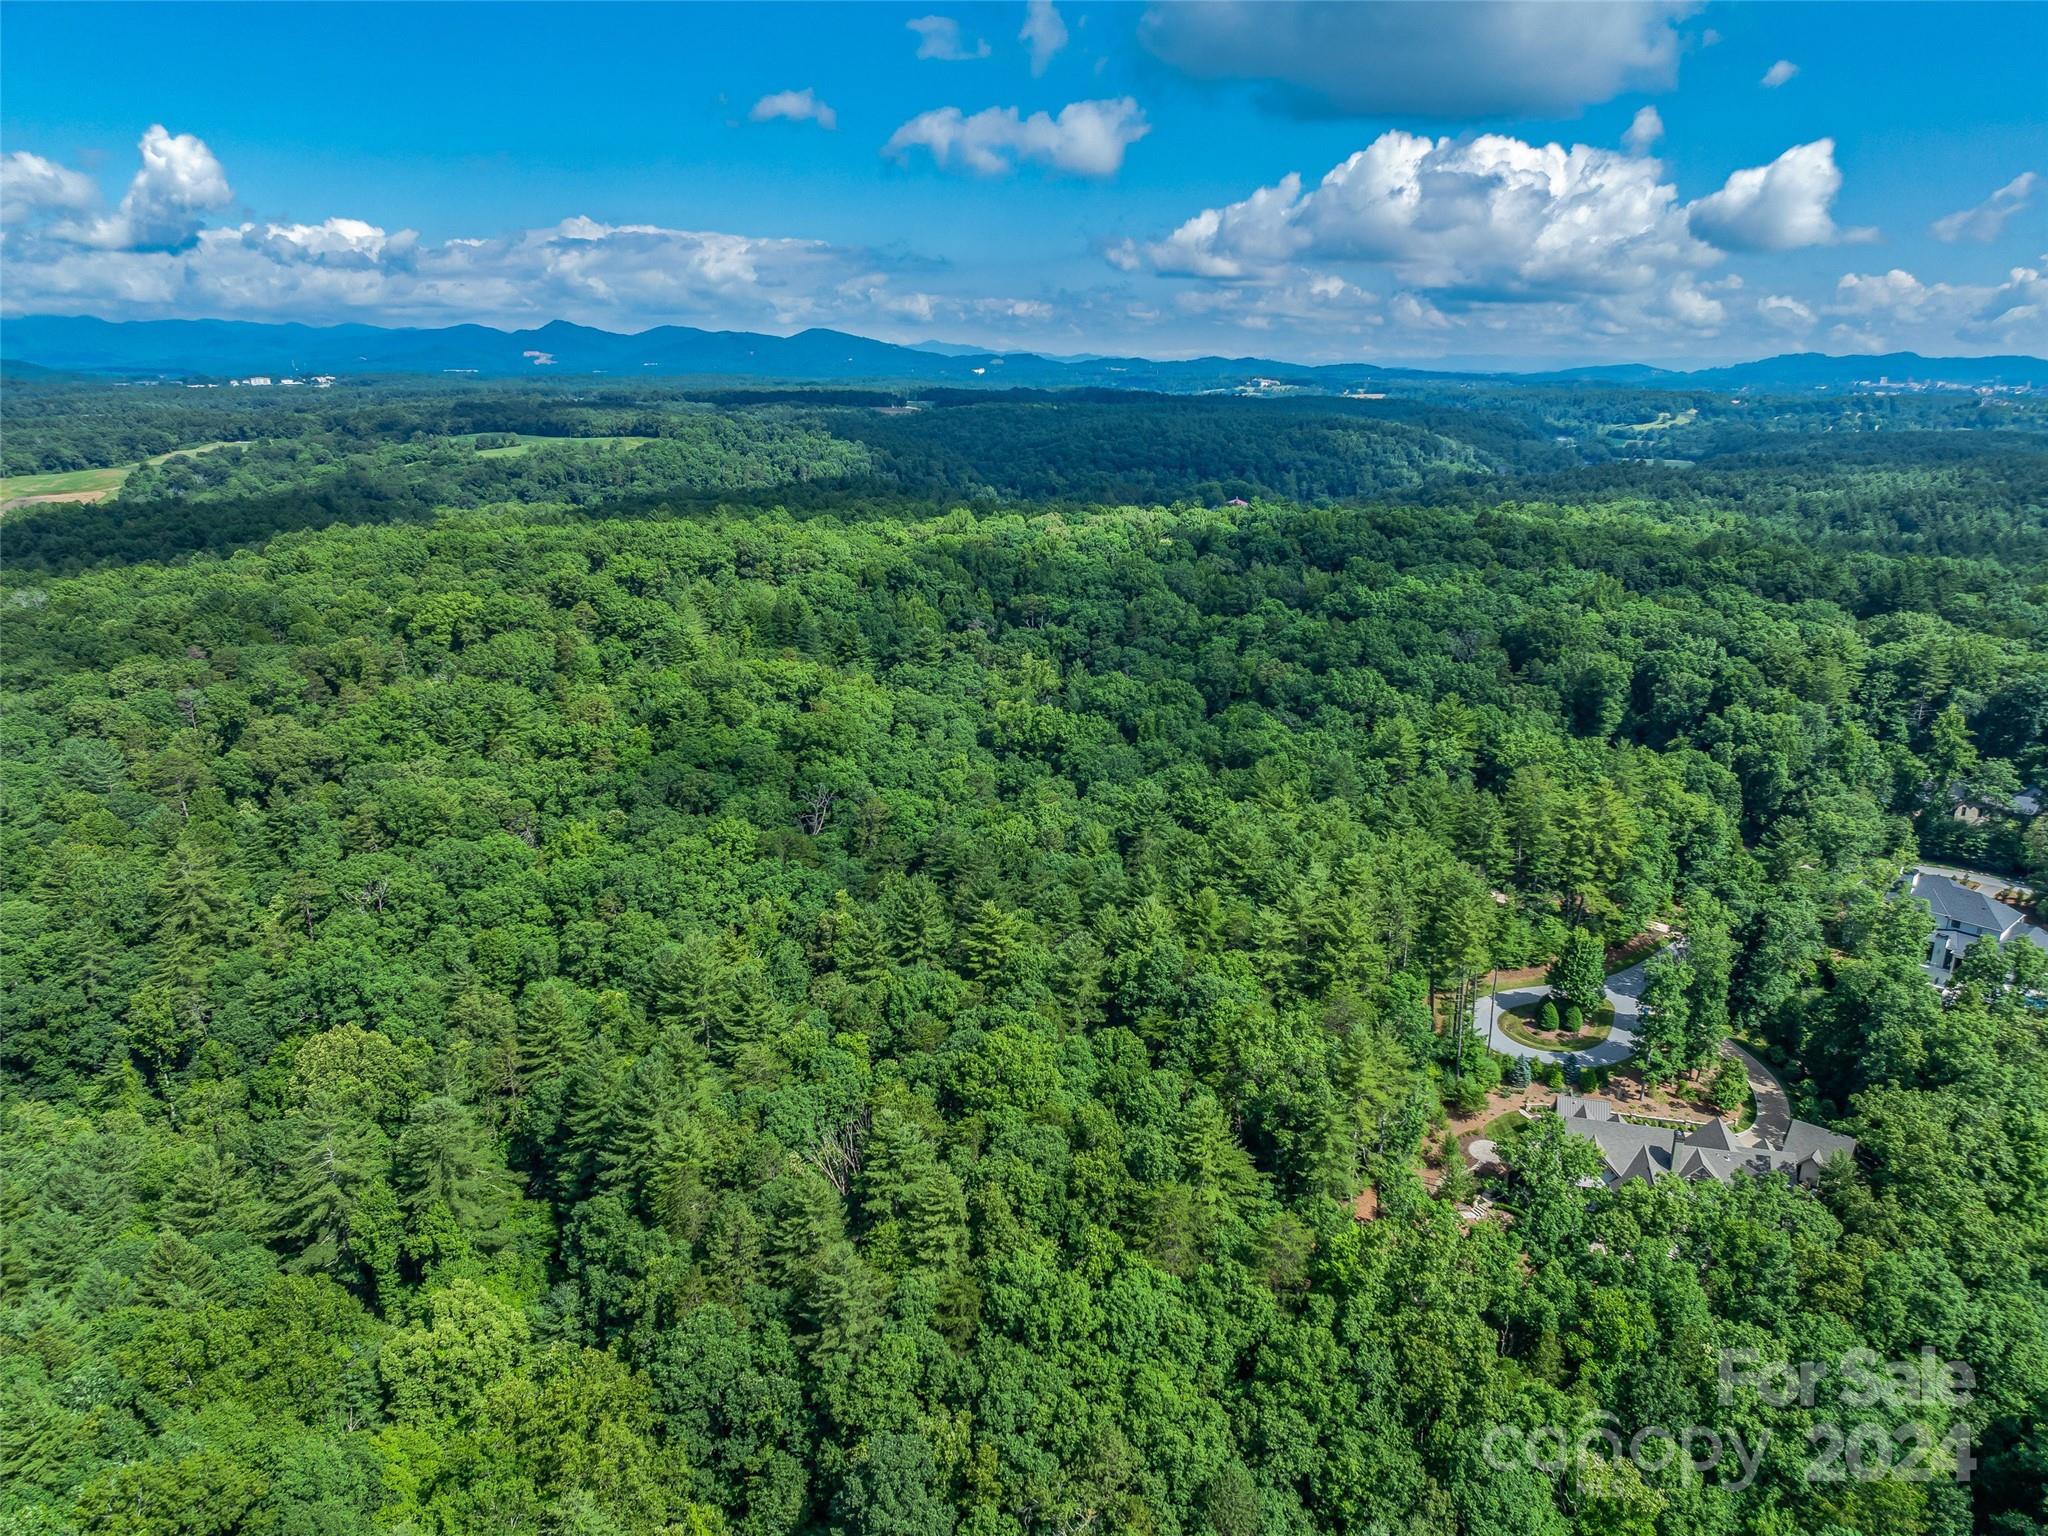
[
  {"x1": 1904, "y1": 870, "x2": 2048, "y2": 983},
  {"x1": 1555, "y1": 1095, "x2": 1855, "y2": 1189}
]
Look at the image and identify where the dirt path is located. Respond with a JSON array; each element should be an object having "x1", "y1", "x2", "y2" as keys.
[{"x1": 0, "y1": 488, "x2": 114, "y2": 515}]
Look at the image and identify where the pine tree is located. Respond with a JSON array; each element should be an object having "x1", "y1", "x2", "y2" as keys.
[
  {"x1": 136, "y1": 1229, "x2": 226, "y2": 1309},
  {"x1": 643, "y1": 1113, "x2": 712, "y2": 1240},
  {"x1": 765, "y1": 1166, "x2": 843, "y2": 1291},
  {"x1": 859, "y1": 1110, "x2": 937, "y2": 1227},
  {"x1": 958, "y1": 900, "x2": 1024, "y2": 986},
  {"x1": 1419, "y1": 862, "x2": 1494, "y2": 1020},
  {"x1": 805, "y1": 1239, "x2": 883, "y2": 1368},
  {"x1": 1547, "y1": 928, "x2": 1607, "y2": 1015},
  {"x1": 273, "y1": 1113, "x2": 385, "y2": 1276},
  {"x1": 1680, "y1": 899, "x2": 1735, "y2": 1068},
  {"x1": 518, "y1": 982, "x2": 586, "y2": 1087},
  {"x1": 902, "y1": 1168, "x2": 968, "y2": 1270},
  {"x1": 596, "y1": 1052, "x2": 684, "y2": 1200},
  {"x1": 830, "y1": 895, "x2": 892, "y2": 988},
  {"x1": 879, "y1": 875, "x2": 951, "y2": 969},
  {"x1": 553, "y1": 1035, "x2": 623, "y2": 1208},
  {"x1": 715, "y1": 962, "x2": 781, "y2": 1062},
  {"x1": 649, "y1": 934, "x2": 727, "y2": 1052},
  {"x1": 394, "y1": 1095, "x2": 507, "y2": 1237},
  {"x1": 152, "y1": 839, "x2": 235, "y2": 957},
  {"x1": 162, "y1": 1145, "x2": 254, "y2": 1237},
  {"x1": 1635, "y1": 951, "x2": 1693, "y2": 1081},
  {"x1": 1302, "y1": 885, "x2": 1382, "y2": 997}
]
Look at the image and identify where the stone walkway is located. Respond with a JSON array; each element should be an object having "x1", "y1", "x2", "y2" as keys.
[{"x1": 1471, "y1": 958, "x2": 1649, "y2": 1069}]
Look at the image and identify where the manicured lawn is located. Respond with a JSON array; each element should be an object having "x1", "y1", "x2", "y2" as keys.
[
  {"x1": 1729, "y1": 1091, "x2": 1757, "y2": 1134},
  {"x1": 1477, "y1": 1108, "x2": 1535, "y2": 1144},
  {"x1": 1495, "y1": 1001, "x2": 1614, "y2": 1051}
]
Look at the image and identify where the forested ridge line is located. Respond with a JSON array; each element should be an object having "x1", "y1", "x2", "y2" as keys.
[{"x1": 7, "y1": 378, "x2": 2046, "y2": 576}]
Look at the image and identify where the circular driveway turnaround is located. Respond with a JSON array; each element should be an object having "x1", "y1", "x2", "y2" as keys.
[{"x1": 1472, "y1": 958, "x2": 1649, "y2": 1069}]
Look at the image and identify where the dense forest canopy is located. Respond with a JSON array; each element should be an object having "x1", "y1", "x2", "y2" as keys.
[{"x1": 2, "y1": 375, "x2": 2046, "y2": 1536}]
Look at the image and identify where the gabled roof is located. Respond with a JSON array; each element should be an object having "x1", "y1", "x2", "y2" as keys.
[
  {"x1": 1575, "y1": 1119, "x2": 1675, "y2": 1182},
  {"x1": 1680, "y1": 1118, "x2": 1741, "y2": 1152},
  {"x1": 1556, "y1": 1098, "x2": 1860, "y2": 1191},
  {"x1": 1615, "y1": 1143, "x2": 1666, "y2": 1184},
  {"x1": 1776, "y1": 1120, "x2": 1858, "y2": 1169},
  {"x1": 1672, "y1": 1145, "x2": 1745, "y2": 1183},
  {"x1": 1909, "y1": 872, "x2": 2023, "y2": 938}
]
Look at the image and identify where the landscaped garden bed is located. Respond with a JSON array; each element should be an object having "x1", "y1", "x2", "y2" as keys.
[{"x1": 1494, "y1": 1000, "x2": 1615, "y2": 1051}]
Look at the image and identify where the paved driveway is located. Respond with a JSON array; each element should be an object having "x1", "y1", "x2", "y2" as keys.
[
  {"x1": 1724, "y1": 1041, "x2": 1791, "y2": 1146},
  {"x1": 1472, "y1": 958, "x2": 1649, "y2": 1069},
  {"x1": 1913, "y1": 861, "x2": 2035, "y2": 900}
]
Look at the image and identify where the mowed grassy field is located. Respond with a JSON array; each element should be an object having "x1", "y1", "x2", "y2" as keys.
[
  {"x1": 0, "y1": 464, "x2": 132, "y2": 502},
  {"x1": 0, "y1": 441, "x2": 249, "y2": 510}
]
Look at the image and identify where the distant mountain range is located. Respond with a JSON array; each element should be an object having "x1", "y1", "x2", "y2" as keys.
[{"x1": 5, "y1": 314, "x2": 2045, "y2": 395}]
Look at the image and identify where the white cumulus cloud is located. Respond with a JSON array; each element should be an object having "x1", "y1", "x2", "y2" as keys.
[
  {"x1": 1658, "y1": 273, "x2": 1725, "y2": 329},
  {"x1": 0, "y1": 151, "x2": 98, "y2": 224},
  {"x1": 244, "y1": 218, "x2": 419, "y2": 268},
  {"x1": 1020, "y1": 0, "x2": 1068, "y2": 76},
  {"x1": 1623, "y1": 106, "x2": 1664, "y2": 155},
  {"x1": 1931, "y1": 172, "x2": 2038, "y2": 244},
  {"x1": 1686, "y1": 140, "x2": 1866, "y2": 252},
  {"x1": 1759, "y1": 293, "x2": 1815, "y2": 329},
  {"x1": 1829, "y1": 261, "x2": 2046, "y2": 351},
  {"x1": 1135, "y1": 172, "x2": 1309, "y2": 279},
  {"x1": 58, "y1": 125, "x2": 233, "y2": 250},
  {"x1": 1125, "y1": 130, "x2": 1711, "y2": 299},
  {"x1": 908, "y1": 15, "x2": 990, "y2": 61},
  {"x1": 885, "y1": 98, "x2": 1149, "y2": 177},
  {"x1": 1834, "y1": 267, "x2": 1930, "y2": 317},
  {"x1": 750, "y1": 89, "x2": 838, "y2": 131},
  {"x1": 1759, "y1": 59, "x2": 1798, "y2": 88}
]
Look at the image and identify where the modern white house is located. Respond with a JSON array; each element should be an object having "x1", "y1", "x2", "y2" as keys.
[{"x1": 1904, "y1": 869, "x2": 2048, "y2": 982}]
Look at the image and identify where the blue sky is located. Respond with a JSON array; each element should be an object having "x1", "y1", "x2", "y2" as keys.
[{"x1": 2, "y1": 1, "x2": 2043, "y2": 367}]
